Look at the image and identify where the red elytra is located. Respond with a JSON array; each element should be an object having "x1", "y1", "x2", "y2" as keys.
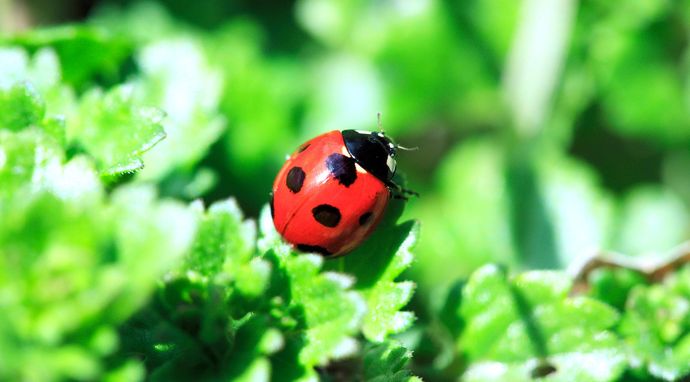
[{"x1": 271, "y1": 130, "x2": 395, "y2": 257}]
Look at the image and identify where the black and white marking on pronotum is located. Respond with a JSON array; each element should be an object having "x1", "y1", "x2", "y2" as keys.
[
  {"x1": 326, "y1": 153, "x2": 357, "y2": 187},
  {"x1": 341, "y1": 130, "x2": 397, "y2": 185}
]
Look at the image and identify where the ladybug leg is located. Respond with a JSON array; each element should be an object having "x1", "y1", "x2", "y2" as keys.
[
  {"x1": 392, "y1": 194, "x2": 414, "y2": 201},
  {"x1": 400, "y1": 188, "x2": 419, "y2": 197},
  {"x1": 389, "y1": 182, "x2": 419, "y2": 200}
]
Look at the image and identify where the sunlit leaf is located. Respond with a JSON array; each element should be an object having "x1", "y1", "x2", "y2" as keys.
[
  {"x1": 334, "y1": 202, "x2": 419, "y2": 342},
  {"x1": 5, "y1": 25, "x2": 132, "y2": 88},
  {"x1": 70, "y1": 85, "x2": 166, "y2": 175},
  {"x1": 363, "y1": 341, "x2": 421, "y2": 382},
  {"x1": 460, "y1": 265, "x2": 626, "y2": 382},
  {"x1": 619, "y1": 266, "x2": 690, "y2": 381}
]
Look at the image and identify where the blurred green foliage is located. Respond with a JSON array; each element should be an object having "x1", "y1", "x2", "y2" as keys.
[{"x1": 2, "y1": 0, "x2": 690, "y2": 380}]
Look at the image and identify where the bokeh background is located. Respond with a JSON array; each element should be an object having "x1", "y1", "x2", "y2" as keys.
[
  {"x1": 5, "y1": 0, "x2": 690, "y2": 287},
  {"x1": 4, "y1": 0, "x2": 690, "y2": 349}
]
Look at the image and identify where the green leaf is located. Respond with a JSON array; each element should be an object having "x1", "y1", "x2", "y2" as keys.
[
  {"x1": 287, "y1": 254, "x2": 365, "y2": 366},
  {"x1": 586, "y1": 267, "x2": 648, "y2": 311},
  {"x1": 601, "y1": 43, "x2": 689, "y2": 144},
  {"x1": 0, "y1": 82, "x2": 45, "y2": 130},
  {"x1": 334, "y1": 201, "x2": 419, "y2": 342},
  {"x1": 70, "y1": 85, "x2": 166, "y2": 175},
  {"x1": 0, "y1": 47, "x2": 61, "y2": 91},
  {"x1": 409, "y1": 138, "x2": 516, "y2": 286},
  {"x1": 258, "y1": 207, "x2": 366, "y2": 369},
  {"x1": 5, "y1": 25, "x2": 132, "y2": 88},
  {"x1": 89, "y1": 2, "x2": 182, "y2": 45},
  {"x1": 257, "y1": 201, "x2": 421, "y2": 375},
  {"x1": 525, "y1": 151, "x2": 614, "y2": 268},
  {"x1": 186, "y1": 199, "x2": 256, "y2": 276},
  {"x1": 185, "y1": 198, "x2": 269, "y2": 298},
  {"x1": 0, "y1": 47, "x2": 76, "y2": 137},
  {"x1": 0, "y1": 48, "x2": 150, "y2": 179},
  {"x1": 0, "y1": 79, "x2": 66, "y2": 144},
  {"x1": 107, "y1": 185, "x2": 198, "y2": 320},
  {"x1": 618, "y1": 265, "x2": 690, "y2": 381},
  {"x1": 0, "y1": 127, "x2": 196, "y2": 381},
  {"x1": 0, "y1": 128, "x2": 91, "y2": 208},
  {"x1": 117, "y1": 200, "x2": 272, "y2": 381},
  {"x1": 134, "y1": 38, "x2": 225, "y2": 180},
  {"x1": 460, "y1": 265, "x2": 626, "y2": 382},
  {"x1": 103, "y1": 360, "x2": 144, "y2": 382},
  {"x1": 363, "y1": 341, "x2": 421, "y2": 382},
  {"x1": 613, "y1": 186, "x2": 690, "y2": 255},
  {"x1": 127, "y1": 293, "x2": 280, "y2": 382},
  {"x1": 456, "y1": 0, "x2": 523, "y2": 62},
  {"x1": 0, "y1": 129, "x2": 62, "y2": 200}
]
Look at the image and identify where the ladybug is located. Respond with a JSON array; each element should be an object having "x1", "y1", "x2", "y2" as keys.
[{"x1": 270, "y1": 129, "x2": 416, "y2": 257}]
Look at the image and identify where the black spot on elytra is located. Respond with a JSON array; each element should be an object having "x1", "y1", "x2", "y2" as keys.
[
  {"x1": 298, "y1": 143, "x2": 310, "y2": 153},
  {"x1": 312, "y1": 204, "x2": 341, "y2": 227},
  {"x1": 359, "y1": 212, "x2": 373, "y2": 226},
  {"x1": 326, "y1": 153, "x2": 357, "y2": 187},
  {"x1": 296, "y1": 244, "x2": 332, "y2": 256},
  {"x1": 286, "y1": 167, "x2": 306, "y2": 193},
  {"x1": 269, "y1": 193, "x2": 275, "y2": 218}
]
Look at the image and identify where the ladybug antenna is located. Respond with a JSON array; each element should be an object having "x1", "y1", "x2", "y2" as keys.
[
  {"x1": 395, "y1": 144, "x2": 419, "y2": 151},
  {"x1": 377, "y1": 112, "x2": 384, "y2": 133}
]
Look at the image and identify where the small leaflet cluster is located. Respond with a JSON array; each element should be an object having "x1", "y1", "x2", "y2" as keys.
[{"x1": 0, "y1": 29, "x2": 420, "y2": 381}]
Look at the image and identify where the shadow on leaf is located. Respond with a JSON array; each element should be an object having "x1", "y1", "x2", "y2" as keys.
[{"x1": 327, "y1": 198, "x2": 415, "y2": 289}]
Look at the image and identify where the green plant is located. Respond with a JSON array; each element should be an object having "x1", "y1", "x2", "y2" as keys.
[
  {"x1": 0, "y1": 35, "x2": 419, "y2": 381},
  {"x1": 4, "y1": 1, "x2": 690, "y2": 381}
]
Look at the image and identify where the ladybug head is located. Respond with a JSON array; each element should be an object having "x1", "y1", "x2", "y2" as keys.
[{"x1": 342, "y1": 129, "x2": 397, "y2": 184}]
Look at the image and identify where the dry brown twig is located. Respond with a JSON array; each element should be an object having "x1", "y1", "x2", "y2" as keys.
[{"x1": 570, "y1": 241, "x2": 690, "y2": 295}]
